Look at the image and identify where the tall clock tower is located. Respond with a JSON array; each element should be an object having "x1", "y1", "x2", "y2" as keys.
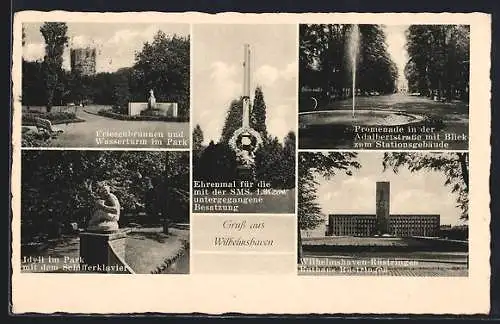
[{"x1": 376, "y1": 181, "x2": 390, "y2": 234}]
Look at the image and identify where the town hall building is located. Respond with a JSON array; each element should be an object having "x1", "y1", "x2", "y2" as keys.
[{"x1": 326, "y1": 182, "x2": 440, "y2": 237}]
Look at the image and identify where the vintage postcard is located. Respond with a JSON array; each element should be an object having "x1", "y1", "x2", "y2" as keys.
[{"x1": 10, "y1": 11, "x2": 491, "y2": 315}]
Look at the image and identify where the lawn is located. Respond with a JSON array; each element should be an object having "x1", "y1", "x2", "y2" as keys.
[
  {"x1": 20, "y1": 227, "x2": 189, "y2": 274},
  {"x1": 125, "y1": 227, "x2": 189, "y2": 274},
  {"x1": 299, "y1": 237, "x2": 469, "y2": 277},
  {"x1": 301, "y1": 236, "x2": 468, "y2": 253}
]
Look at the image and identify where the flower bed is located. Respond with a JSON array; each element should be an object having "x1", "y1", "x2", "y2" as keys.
[{"x1": 21, "y1": 127, "x2": 52, "y2": 147}]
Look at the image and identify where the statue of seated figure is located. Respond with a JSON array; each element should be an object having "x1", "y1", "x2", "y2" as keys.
[{"x1": 87, "y1": 181, "x2": 121, "y2": 232}]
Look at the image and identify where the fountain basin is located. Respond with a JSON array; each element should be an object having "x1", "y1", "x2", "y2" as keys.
[
  {"x1": 299, "y1": 109, "x2": 428, "y2": 149},
  {"x1": 299, "y1": 109, "x2": 425, "y2": 128}
]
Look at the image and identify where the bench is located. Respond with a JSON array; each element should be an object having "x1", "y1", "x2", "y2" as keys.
[{"x1": 34, "y1": 117, "x2": 63, "y2": 136}]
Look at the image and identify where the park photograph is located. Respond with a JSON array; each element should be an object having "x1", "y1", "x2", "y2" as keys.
[
  {"x1": 298, "y1": 24, "x2": 470, "y2": 150},
  {"x1": 20, "y1": 150, "x2": 190, "y2": 274},
  {"x1": 297, "y1": 151, "x2": 469, "y2": 276},
  {"x1": 20, "y1": 22, "x2": 190, "y2": 149},
  {"x1": 191, "y1": 24, "x2": 297, "y2": 214}
]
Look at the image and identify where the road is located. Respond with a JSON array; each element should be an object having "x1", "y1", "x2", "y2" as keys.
[{"x1": 26, "y1": 105, "x2": 190, "y2": 149}]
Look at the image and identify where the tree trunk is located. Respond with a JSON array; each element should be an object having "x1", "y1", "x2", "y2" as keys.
[{"x1": 457, "y1": 153, "x2": 469, "y2": 189}]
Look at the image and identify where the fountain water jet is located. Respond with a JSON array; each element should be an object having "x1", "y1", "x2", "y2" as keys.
[{"x1": 348, "y1": 24, "x2": 360, "y2": 118}]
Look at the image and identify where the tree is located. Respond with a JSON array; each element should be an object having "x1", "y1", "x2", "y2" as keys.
[
  {"x1": 132, "y1": 31, "x2": 190, "y2": 120},
  {"x1": 297, "y1": 152, "x2": 360, "y2": 262},
  {"x1": 357, "y1": 25, "x2": 398, "y2": 94},
  {"x1": 66, "y1": 71, "x2": 93, "y2": 105},
  {"x1": 299, "y1": 24, "x2": 398, "y2": 111},
  {"x1": 194, "y1": 141, "x2": 238, "y2": 182},
  {"x1": 405, "y1": 25, "x2": 469, "y2": 101},
  {"x1": 111, "y1": 70, "x2": 131, "y2": 113},
  {"x1": 192, "y1": 124, "x2": 204, "y2": 148},
  {"x1": 382, "y1": 152, "x2": 469, "y2": 219},
  {"x1": 21, "y1": 151, "x2": 189, "y2": 242},
  {"x1": 220, "y1": 98, "x2": 243, "y2": 144},
  {"x1": 22, "y1": 60, "x2": 45, "y2": 106},
  {"x1": 90, "y1": 72, "x2": 116, "y2": 105},
  {"x1": 192, "y1": 124, "x2": 205, "y2": 157},
  {"x1": 250, "y1": 86, "x2": 267, "y2": 138},
  {"x1": 281, "y1": 131, "x2": 296, "y2": 189},
  {"x1": 40, "y1": 22, "x2": 68, "y2": 112},
  {"x1": 255, "y1": 135, "x2": 284, "y2": 188}
]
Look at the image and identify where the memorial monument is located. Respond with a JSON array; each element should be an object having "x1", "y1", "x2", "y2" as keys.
[
  {"x1": 229, "y1": 44, "x2": 263, "y2": 181},
  {"x1": 79, "y1": 181, "x2": 131, "y2": 273},
  {"x1": 128, "y1": 89, "x2": 178, "y2": 118}
]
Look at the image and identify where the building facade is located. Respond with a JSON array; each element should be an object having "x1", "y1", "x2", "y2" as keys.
[
  {"x1": 388, "y1": 214, "x2": 440, "y2": 237},
  {"x1": 70, "y1": 47, "x2": 97, "y2": 76},
  {"x1": 326, "y1": 182, "x2": 440, "y2": 237},
  {"x1": 326, "y1": 214, "x2": 377, "y2": 236}
]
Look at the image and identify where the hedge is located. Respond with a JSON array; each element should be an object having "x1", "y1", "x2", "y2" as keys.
[
  {"x1": 97, "y1": 109, "x2": 188, "y2": 122},
  {"x1": 22, "y1": 112, "x2": 84, "y2": 125}
]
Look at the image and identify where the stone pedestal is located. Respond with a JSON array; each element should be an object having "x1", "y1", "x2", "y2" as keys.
[
  {"x1": 79, "y1": 229, "x2": 130, "y2": 273},
  {"x1": 237, "y1": 165, "x2": 255, "y2": 182}
]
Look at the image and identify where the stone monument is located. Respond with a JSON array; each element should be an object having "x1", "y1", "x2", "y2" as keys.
[
  {"x1": 79, "y1": 181, "x2": 130, "y2": 273},
  {"x1": 87, "y1": 181, "x2": 121, "y2": 232},
  {"x1": 148, "y1": 89, "x2": 157, "y2": 110},
  {"x1": 128, "y1": 89, "x2": 178, "y2": 118},
  {"x1": 229, "y1": 44, "x2": 263, "y2": 181}
]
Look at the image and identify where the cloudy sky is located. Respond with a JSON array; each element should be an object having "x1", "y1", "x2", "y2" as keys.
[
  {"x1": 192, "y1": 24, "x2": 297, "y2": 145},
  {"x1": 22, "y1": 22, "x2": 189, "y2": 73},
  {"x1": 384, "y1": 25, "x2": 410, "y2": 88},
  {"x1": 307, "y1": 152, "x2": 466, "y2": 235}
]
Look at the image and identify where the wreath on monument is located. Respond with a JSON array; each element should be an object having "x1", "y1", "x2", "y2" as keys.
[{"x1": 229, "y1": 127, "x2": 263, "y2": 153}]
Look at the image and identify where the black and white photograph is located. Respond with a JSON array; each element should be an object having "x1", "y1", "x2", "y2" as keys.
[
  {"x1": 298, "y1": 151, "x2": 469, "y2": 276},
  {"x1": 299, "y1": 24, "x2": 470, "y2": 150},
  {"x1": 191, "y1": 24, "x2": 297, "y2": 214},
  {"x1": 21, "y1": 22, "x2": 190, "y2": 148},
  {"x1": 20, "y1": 150, "x2": 190, "y2": 274}
]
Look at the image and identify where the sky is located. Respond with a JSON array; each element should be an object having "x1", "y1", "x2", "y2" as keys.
[
  {"x1": 384, "y1": 25, "x2": 410, "y2": 89},
  {"x1": 306, "y1": 152, "x2": 466, "y2": 236},
  {"x1": 192, "y1": 24, "x2": 297, "y2": 145},
  {"x1": 22, "y1": 22, "x2": 189, "y2": 73}
]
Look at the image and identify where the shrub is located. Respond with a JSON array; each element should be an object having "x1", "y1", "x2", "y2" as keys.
[
  {"x1": 112, "y1": 105, "x2": 128, "y2": 115},
  {"x1": 22, "y1": 111, "x2": 78, "y2": 125},
  {"x1": 21, "y1": 128, "x2": 52, "y2": 147},
  {"x1": 98, "y1": 109, "x2": 187, "y2": 122},
  {"x1": 140, "y1": 108, "x2": 164, "y2": 117}
]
